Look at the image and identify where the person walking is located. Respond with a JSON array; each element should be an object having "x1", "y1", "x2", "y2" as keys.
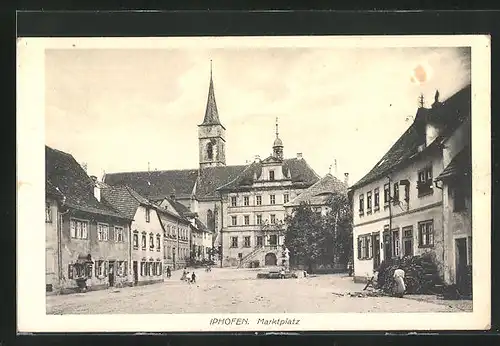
[
  {"x1": 166, "y1": 266, "x2": 171, "y2": 279},
  {"x1": 191, "y1": 271, "x2": 196, "y2": 284}
]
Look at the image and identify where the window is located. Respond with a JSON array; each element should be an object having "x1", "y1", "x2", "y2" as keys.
[
  {"x1": 141, "y1": 232, "x2": 147, "y2": 250},
  {"x1": 145, "y1": 208, "x2": 151, "y2": 223},
  {"x1": 97, "y1": 223, "x2": 109, "y2": 241},
  {"x1": 256, "y1": 214, "x2": 262, "y2": 225},
  {"x1": 270, "y1": 195, "x2": 276, "y2": 205},
  {"x1": 269, "y1": 170, "x2": 275, "y2": 181},
  {"x1": 453, "y1": 186, "x2": 466, "y2": 212},
  {"x1": 244, "y1": 236, "x2": 251, "y2": 248},
  {"x1": 115, "y1": 226, "x2": 124, "y2": 242},
  {"x1": 384, "y1": 184, "x2": 390, "y2": 206},
  {"x1": 68, "y1": 264, "x2": 74, "y2": 279},
  {"x1": 231, "y1": 216, "x2": 237, "y2": 226},
  {"x1": 231, "y1": 197, "x2": 237, "y2": 207},
  {"x1": 95, "y1": 260, "x2": 105, "y2": 277},
  {"x1": 244, "y1": 196, "x2": 249, "y2": 206},
  {"x1": 374, "y1": 188, "x2": 380, "y2": 210},
  {"x1": 149, "y1": 233, "x2": 154, "y2": 249},
  {"x1": 393, "y1": 183, "x2": 399, "y2": 203},
  {"x1": 366, "y1": 191, "x2": 372, "y2": 212},
  {"x1": 270, "y1": 214, "x2": 276, "y2": 224},
  {"x1": 418, "y1": 220, "x2": 434, "y2": 247},
  {"x1": 256, "y1": 196, "x2": 262, "y2": 206},
  {"x1": 132, "y1": 231, "x2": 139, "y2": 249},
  {"x1": 70, "y1": 219, "x2": 88, "y2": 239},
  {"x1": 207, "y1": 142, "x2": 213, "y2": 160},
  {"x1": 244, "y1": 215, "x2": 250, "y2": 225},
  {"x1": 284, "y1": 193, "x2": 289, "y2": 204},
  {"x1": 357, "y1": 234, "x2": 372, "y2": 260},
  {"x1": 417, "y1": 166, "x2": 433, "y2": 196},
  {"x1": 402, "y1": 226, "x2": 413, "y2": 257},
  {"x1": 392, "y1": 229, "x2": 400, "y2": 258},
  {"x1": 231, "y1": 237, "x2": 238, "y2": 248},
  {"x1": 156, "y1": 234, "x2": 161, "y2": 251},
  {"x1": 256, "y1": 236, "x2": 263, "y2": 246},
  {"x1": 45, "y1": 202, "x2": 52, "y2": 223},
  {"x1": 358, "y1": 194, "x2": 364, "y2": 215}
]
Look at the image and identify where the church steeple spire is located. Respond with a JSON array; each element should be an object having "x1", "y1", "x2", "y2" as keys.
[
  {"x1": 202, "y1": 60, "x2": 222, "y2": 126},
  {"x1": 272, "y1": 117, "x2": 284, "y2": 160}
]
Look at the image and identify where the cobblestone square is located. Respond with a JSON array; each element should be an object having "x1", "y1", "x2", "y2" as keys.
[{"x1": 46, "y1": 268, "x2": 472, "y2": 314}]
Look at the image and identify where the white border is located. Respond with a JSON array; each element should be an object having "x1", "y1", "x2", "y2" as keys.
[{"x1": 17, "y1": 35, "x2": 491, "y2": 332}]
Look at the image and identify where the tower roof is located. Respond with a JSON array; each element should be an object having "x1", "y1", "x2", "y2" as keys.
[
  {"x1": 201, "y1": 61, "x2": 222, "y2": 126},
  {"x1": 273, "y1": 117, "x2": 283, "y2": 148}
]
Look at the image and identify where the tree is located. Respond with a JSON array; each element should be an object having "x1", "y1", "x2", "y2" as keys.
[
  {"x1": 324, "y1": 194, "x2": 353, "y2": 267},
  {"x1": 284, "y1": 202, "x2": 325, "y2": 273},
  {"x1": 284, "y1": 194, "x2": 353, "y2": 272}
]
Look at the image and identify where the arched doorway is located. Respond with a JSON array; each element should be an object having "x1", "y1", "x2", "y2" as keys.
[{"x1": 264, "y1": 253, "x2": 277, "y2": 266}]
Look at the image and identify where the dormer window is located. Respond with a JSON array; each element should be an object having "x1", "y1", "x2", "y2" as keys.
[
  {"x1": 269, "y1": 170, "x2": 275, "y2": 181},
  {"x1": 417, "y1": 166, "x2": 433, "y2": 197},
  {"x1": 393, "y1": 183, "x2": 400, "y2": 204},
  {"x1": 359, "y1": 194, "x2": 364, "y2": 215}
]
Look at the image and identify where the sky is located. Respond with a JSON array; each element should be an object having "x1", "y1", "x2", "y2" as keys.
[{"x1": 45, "y1": 46, "x2": 471, "y2": 185}]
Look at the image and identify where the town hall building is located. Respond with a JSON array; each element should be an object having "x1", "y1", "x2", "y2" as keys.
[{"x1": 104, "y1": 65, "x2": 320, "y2": 267}]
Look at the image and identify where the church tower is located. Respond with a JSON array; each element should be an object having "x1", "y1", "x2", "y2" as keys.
[{"x1": 198, "y1": 61, "x2": 226, "y2": 168}]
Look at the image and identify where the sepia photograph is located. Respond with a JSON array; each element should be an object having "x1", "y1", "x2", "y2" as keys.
[{"x1": 17, "y1": 35, "x2": 491, "y2": 332}]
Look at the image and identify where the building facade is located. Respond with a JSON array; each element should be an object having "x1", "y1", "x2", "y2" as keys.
[
  {"x1": 103, "y1": 67, "x2": 320, "y2": 267},
  {"x1": 349, "y1": 86, "x2": 471, "y2": 285},
  {"x1": 155, "y1": 197, "x2": 193, "y2": 270},
  {"x1": 102, "y1": 185, "x2": 165, "y2": 286},
  {"x1": 46, "y1": 146, "x2": 132, "y2": 294}
]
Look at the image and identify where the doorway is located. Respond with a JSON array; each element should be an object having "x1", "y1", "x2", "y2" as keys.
[
  {"x1": 264, "y1": 253, "x2": 277, "y2": 266},
  {"x1": 455, "y1": 238, "x2": 468, "y2": 293},
  {"x1": 383, "y1": 230, "x2": 392, "y2": 261},
  {"x1": 133, "y1": 261, "x2": 138, "y2": 285},
  {"x1": 108, "y1": 261, "x2": 115, "y2": 287},
  {"x1": 372, "y1": 233, "x2": 381, "y2": 270}
]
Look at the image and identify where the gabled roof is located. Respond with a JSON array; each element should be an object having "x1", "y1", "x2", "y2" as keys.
[
  {"x1": 435, "y1": 146, "x2": 471, "y2": 182},
  {"x1": 217, "y1": 157, "x2": 320, "y2": 192},
  {"x1": 45, "y1": 146, "x2": 128, "y2": 219},
  {"x1": 104, "y1": 169, "x2": 199, "y2": 200},
  {"x1": 350, "y1": 84, "x2": 471, "y2": 190},
  {"x1": 285, "y1": 173, "x2": 348, "y2": 207},
  {"x1": 101, "y1": 185, "x2": 154, "y2": 220}
]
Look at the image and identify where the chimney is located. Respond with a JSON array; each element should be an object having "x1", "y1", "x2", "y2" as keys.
[
  {"x1": 297, "y1": 153, "x2": 303, "y2": 159},
  {"x1": 90, "y1": 176, "x2": 101, "y2": 202},
  {"x1": 344, "y1": 173, "x2": 349, "y2": 187},
  {"x1": 170, "y1": 192, "x2": 176, "y2": 201}
]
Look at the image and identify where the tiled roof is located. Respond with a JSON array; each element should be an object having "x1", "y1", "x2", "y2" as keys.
[
  {"x1": 201, "y1": 74, "x2": 222, "y2": 126},
  {"x1": 45, "y1": 146, "x2": 128, "y2": 219},
  {"x1": 350, "y1": 84, "x2": 471, "y2": 190},
  {"x1": 435, "y1": 147, "x2": 471, "y2": 181},
  {"x1": 104, "y1": 169, "x2": 199, "y2": 200},
  {"x1": 285, "y1": 173, "x2": 348, "y2": 207},
  {"x1": 197, "y1": 165, "x2": 248, "y2": 198},
  {"x1": 46, "y1": 179, "x2": 64, "y2": 199},
  {"x1": 217, "y1": 157, "x2": 320, "y2": 192},
  {"x1": 101, "y1": 185, "x2": 146, "y2": 219}
]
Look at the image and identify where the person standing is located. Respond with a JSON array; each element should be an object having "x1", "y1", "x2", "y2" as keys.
[
  {"x1": 393, "y1": 268, "x2": 406, "y2": 298},
  {"x1": 166, "y1": 266, "x2": 171, "y2": 279},
  {"x1": 191, "y1": 272, "x2": 196, "y2": 284}
]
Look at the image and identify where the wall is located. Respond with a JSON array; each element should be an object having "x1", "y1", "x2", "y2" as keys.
[
  {"x1": 198, "y1": 124, "x2": 226, "y2": 166},
  {"x1": 159, "y1": 211, "x2": 191, "y2": 270},
  {"x1": 45, "y1": 198, "x2": 59, "y2": 292},
  {"x1": 352, "y1": 151, "x2": 446, "y2": 282},
  {"x1": 130, "y1": 206, "x2": 164, "y2": 285},
  {"x1": 221, "y1": 185, "x2": 305, "y2": 267},
  {"x1": 59, "y1": 210, "x2": 130, "y2": 293}
]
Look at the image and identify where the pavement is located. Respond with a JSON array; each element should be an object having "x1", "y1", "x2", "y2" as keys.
[{"x1": 46, "y1": 267, "x2": 473, "y2": 314}]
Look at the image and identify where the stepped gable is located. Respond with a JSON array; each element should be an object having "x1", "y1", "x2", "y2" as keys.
[{"x1": 45, "y1": 145, "x2": 127, "y2": 219}]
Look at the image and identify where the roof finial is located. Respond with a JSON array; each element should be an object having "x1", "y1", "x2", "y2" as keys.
[
  {"x1": 275, "y1": 117, "x2": 279, "y2": 138},
  {"x1": 148, "y1": 161, "x2": 150, "y2": 172},
  {"x1": 210, "y1": 59, "x2": 213, "y2": 80},
  {"x1": 328, "y1": 165, "x2": 332, "y2": 174},
  {"x1": 418, "y1": 93, "x2": 425, "y2": 108}
]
